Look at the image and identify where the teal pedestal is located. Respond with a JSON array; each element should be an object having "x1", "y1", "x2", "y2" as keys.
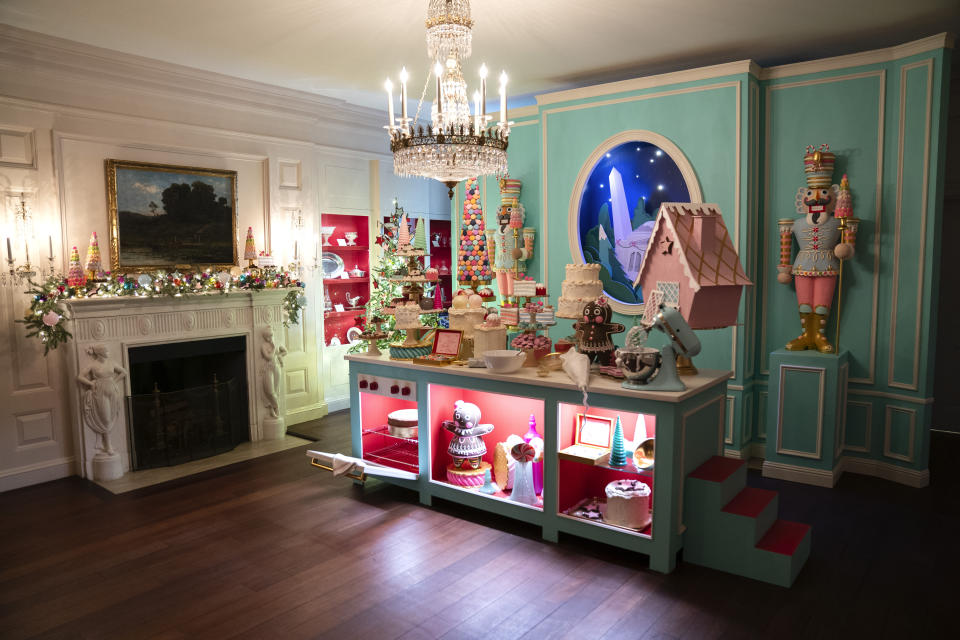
[{"x1": 762, "y1": 349, "x2": 849, "y2": 487}]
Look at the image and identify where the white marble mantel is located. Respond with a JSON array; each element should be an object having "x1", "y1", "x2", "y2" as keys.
[{"x1": 64, "y1": 289, "x2": 292, "y2": 480}]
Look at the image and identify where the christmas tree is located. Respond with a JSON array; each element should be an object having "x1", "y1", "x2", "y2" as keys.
[
  {"x1": 243, "y1": 227, "x2": 257, "y2": 262},
  {"x1": 350, "y1": 200, "x2": 441, "y2": 353},
  {"x1": 66, "y1": 246, "x2": 86, "y2": 287},
  {"x1": 413, "y1": 217, "x2": 427, "y2": 251},
  {"x1": 458, "y1": 177, "x2": 491, "y2": 283},
  {"x1": 84, "y1": 231, "x2": 102, "y2": 280},
  {"x1": 609, "y1": 415, "x2": 626, "y2": 467}
]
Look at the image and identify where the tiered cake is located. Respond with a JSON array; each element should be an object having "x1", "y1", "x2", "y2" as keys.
[
  {"x1": 604, "y1": 479, "x2": 652, "y2": 530},
  {"x1": 557, "y1": 263, "x2": 604, "y2": 318}
]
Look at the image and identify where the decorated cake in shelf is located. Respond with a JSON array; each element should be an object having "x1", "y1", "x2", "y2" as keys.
[
  {"x1": 513, "y1": 277, "x2": 537, "y2": 297},
  {"x1": 425, "y1": 267, "x2": 439, "y2": 281},
  {"x1": 473, "y1": 314, "x2": 507, "y2": 357},
  {"x1": 604, "y1": 479, "x2": 652, "y2": 530},
  {"x1": 557, "y1": 263, "x2": 603, "y2": 318},
  {"x1": 387, "y1": 408, "x2": 418, "y2": 438},
  {"x1": 499, "y1": 303, "x2": 519, "y2": 326}
]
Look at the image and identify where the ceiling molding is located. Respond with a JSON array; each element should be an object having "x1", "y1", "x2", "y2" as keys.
[
  {"x1": 535, "y1": 60, "x2": 757, "y2": 106},
  {"x1": 760, "y1": 32, "x2": 954, "y2": 80},
  {"x1": 0, "y1": 24, "x2": 386, "y2": 131}
]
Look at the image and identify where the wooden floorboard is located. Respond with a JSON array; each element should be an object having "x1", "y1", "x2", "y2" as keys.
[{"x1": 0, "y1": 419, "x2": 956, "y2": 639}]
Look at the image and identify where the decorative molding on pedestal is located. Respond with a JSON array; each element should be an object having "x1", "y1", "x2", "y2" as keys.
[{"x1": 64, "y1": 290, "x2": 290, "y2": 481}]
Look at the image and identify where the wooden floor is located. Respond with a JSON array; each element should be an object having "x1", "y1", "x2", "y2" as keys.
[{"x1": 1, "y1": 416, "x2": 956, "y2": 640}]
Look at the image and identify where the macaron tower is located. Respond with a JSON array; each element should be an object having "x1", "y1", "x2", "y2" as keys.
[{"x1": 457, "y1": 177, "x2": 492, "y2": 284}]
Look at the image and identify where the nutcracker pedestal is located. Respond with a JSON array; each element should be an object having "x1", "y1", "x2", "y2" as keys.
[{"x1": 763, "y1": 348, "x2": 849, "y2": 487}]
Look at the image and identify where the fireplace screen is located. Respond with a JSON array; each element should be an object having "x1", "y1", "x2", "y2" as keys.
[{"x1": 126, "y1": 336, "x2": 249, "y2": 470}]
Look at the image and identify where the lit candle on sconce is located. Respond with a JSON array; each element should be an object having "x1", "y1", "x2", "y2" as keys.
[
  {"x1": 473, "y1": 90, "x2": 481, "y2": 133},
  {"x1": 479, "y1": 64, "x2": 487, "y2": 120},
  {"x1": 499, "y1": 71, "x2": 508, "y2": 126},
  {"x1": 5, "y1": 237, "x2": 11, "y2": 264},
  {"x1": 399, "y1": 67, "x2": 409, "y2": 133},
  {"x1": 48, "y1": 235, "x2": 53, "y2": 261},
  {"x1": 384, "y1": 78, "x2": 394, "y2": 129},
  {"x1": 434, "y1": 63, "x2": 443, "y2": 120}
]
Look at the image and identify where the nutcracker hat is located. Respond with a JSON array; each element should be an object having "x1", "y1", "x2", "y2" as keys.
[
  {"x1": 803, "y1": 144, "x2": 835, "y2": 188},
  {"x1": 498, "y1": 176, "x2": 522, "y2": 208}
]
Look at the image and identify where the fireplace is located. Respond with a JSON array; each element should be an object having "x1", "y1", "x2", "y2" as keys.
[{"x1": 126, "y1": 336, "x2": 249, "y2": 470}]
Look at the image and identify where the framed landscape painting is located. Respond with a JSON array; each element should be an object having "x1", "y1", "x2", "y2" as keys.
[{"x1": 105, "y1": 159, "x2": 238, "y2": 271}]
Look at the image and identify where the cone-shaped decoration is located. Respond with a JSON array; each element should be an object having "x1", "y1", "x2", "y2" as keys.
[
  {"x1": 413, "y1": 217, "x2": 427, "y2": 250},
  {"x1": 433, "y1": 279, "x2": 444, "y2": 309},
  {"x1": 398, "y1": 213, "x2": 411, "y2": 248},
  {"x1": 457, "y1": 177, "x2": 491, "y2": 283},
  {"x1": 66, "y1": 246, "x2": 86, "y2": 287},
  {"x1": 84, "y1": 231, "x2": 102, "y2": 279},
  {"x1": 609, "y1": 415, "x2": 626, "y2": 467},
  {"x1": 243, "y1": 227, "x2": 257, "y2": 260}
]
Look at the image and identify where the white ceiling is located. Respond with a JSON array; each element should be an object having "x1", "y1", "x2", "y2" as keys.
[{"x1": 1, "y1": 0, "x2": 957, "y2": 110}]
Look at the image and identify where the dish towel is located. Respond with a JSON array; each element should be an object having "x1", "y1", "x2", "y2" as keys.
[{"x1": 332, "y1": 453, "x2": 365, "y2": 477}]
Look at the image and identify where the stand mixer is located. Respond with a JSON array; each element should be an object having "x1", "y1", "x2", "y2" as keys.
[{"x1": 615, "y1": 304, "x2": 701, "y2": 392}]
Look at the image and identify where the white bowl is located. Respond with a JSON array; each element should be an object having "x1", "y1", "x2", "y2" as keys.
[{"x1": 482, "y1": 349, "x2": 526, "y2": 373}]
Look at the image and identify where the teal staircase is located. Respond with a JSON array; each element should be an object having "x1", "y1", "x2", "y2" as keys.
[{"x1": 683, "y1": 456, "x2": 811, "y2": 587}]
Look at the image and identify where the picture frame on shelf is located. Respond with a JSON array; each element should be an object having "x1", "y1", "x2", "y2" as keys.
[
  {"x1": 105, "y1": 159, "x2": 238, "y2": 271},
  {"x1": 413, "y1": 328, "x2": 463, "y2": 366},
  {"x1": 558, "y1": 413, "x2": 615, "y2": 464}
]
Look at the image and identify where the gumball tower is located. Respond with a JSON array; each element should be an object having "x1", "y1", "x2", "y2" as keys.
[
  {"x1": 457, "y1": 178, "x2": 491, "y2": 286},
  {"x1": 66, "y1": 246, "x2": 86, "y2": 288},
  {"x1": 243, "y1": 227, "x2": 257, "y2": 267},
  {"x1": 84, "y1": 231, "x2": 103, "y2": 281}
]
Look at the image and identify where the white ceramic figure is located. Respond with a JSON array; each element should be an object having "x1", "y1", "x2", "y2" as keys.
[
  {"x1": 76, "y1": 344, "x2": 128, "y2": 457},
  {"x1": 260, "y1": 327, "x2": 287, "y2": 419}
]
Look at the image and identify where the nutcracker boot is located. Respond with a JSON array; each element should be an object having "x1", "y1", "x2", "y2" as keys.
[
  {"x1": 812, "y1": 306, "x2": 835, "y2": 354},
  {"x1": 785, "y1": 307, "x2": 816, "y2": 351}
]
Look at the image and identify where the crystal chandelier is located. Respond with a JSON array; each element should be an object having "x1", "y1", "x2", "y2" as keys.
[{"x1": 385, "y1": 0, "x2": 510, "y2": 198}]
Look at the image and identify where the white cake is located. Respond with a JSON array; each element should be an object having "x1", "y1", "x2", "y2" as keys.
[
  {"x1": 513, "y1": 279, "x2": 537, "y2": 297},
  {"x1": 447, "y1": 307, "x2": 486, "y2": 339},
  {"x1": 557, "y1": 263, "x2": 603, "y2": 318},
  {"x1": 500, "y1": 305, "x2": 520, "y2": 325},
  {"x1": 257, "y1": 252, "x2": 277, "y2": 268},
  {"x1": 473, "y1": 325, "x2": 506, "y2": 356},
  {"x1": 604, "y1": 479, "x2": 652, "y2": 530},
  {"x1": 394, "y1": 303, "x2": 422, "y2": 330},
  {"x1": 536, "y1": 306, "x2": 556, "y2": 325}
]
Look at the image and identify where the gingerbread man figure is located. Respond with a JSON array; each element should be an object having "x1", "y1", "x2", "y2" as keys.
[{"x1": 573, "y1": 297, "x2": 625, "y2": 366}]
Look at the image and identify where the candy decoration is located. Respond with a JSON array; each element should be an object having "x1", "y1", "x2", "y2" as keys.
[
  {"x1": 243, "y1": 227, "x2": 257, "y2": 261},
  {"x1": 509, "y1": 442, "x2": 538, "y2": 505},
  {"x1": 84, "y1": 231, "x2": 102, "y2": 280},
  {"x1": 457, "y1": 177, "x2": 492, "y2": 282},
  {"x1": 433, "y1": 278, "x2": 444, "y2": 310},
  {"x1": 66, "y1": 246, "x2": 86, "y2": 287},
  {"x1": 398, "y1": 212, "x2": 411, "y2": 248},
  {"x1": 609, "y1": 415, "x2": 626, "y2": 467}
]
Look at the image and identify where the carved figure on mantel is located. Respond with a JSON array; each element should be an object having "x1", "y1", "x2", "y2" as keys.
[
  {"x1": 76, "y1": 344, "x2": 127, "y2": 481},
  {"x1": 259, "y1": 327, "x2": 287, "y2": 437}
]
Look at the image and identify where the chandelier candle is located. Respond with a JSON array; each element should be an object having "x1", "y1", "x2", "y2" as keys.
[
  {"x1": 384, "y1": 78, "x2": 394, "y2": 129},
  {"x1": 435, "y1": 63, "x2": 443, "y2": 117},
  {"x1": 499, "y1": 71, "x2": 507, "y2": 126},
  {"x1": 399, "y1": 67, "x2": 408, "y2": 132},
  {"x1": 479, "y1": 64, "x2": 487, "y2": 117}
]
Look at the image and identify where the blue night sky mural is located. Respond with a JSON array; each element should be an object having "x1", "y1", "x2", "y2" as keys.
[{"x1": 576, "y1": 141, "x2": 689, "y2": 306}]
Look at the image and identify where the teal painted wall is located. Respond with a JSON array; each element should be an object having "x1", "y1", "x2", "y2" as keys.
[{"x1": 491, "y1": 40, "x2": 951, "y2": 474}]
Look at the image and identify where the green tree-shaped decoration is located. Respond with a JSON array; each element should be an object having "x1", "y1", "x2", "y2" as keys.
[{"x1": 609, "y1": 415, "x2": 626, "y2": 467}]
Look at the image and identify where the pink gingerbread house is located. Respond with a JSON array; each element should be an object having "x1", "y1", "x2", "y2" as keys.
[{"x1": 635, "y1": 203, "x2": 751, "y2": 330}]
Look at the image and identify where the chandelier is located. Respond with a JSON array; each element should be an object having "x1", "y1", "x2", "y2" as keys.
[{"x1": 384, "y1": 0, "x2": 510, "y2": 198}]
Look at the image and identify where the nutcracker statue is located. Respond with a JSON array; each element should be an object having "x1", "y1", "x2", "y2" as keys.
[
  {"x1": 486, "y1": 177, "x2": 535, "y2": 298},
  {"x1": 777, "y1": 145, "x2": 859, "y2": 353}
]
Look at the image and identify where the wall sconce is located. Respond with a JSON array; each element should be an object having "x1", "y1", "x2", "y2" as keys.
[{"x1": 3, "y1": 190, "x2": 54, "y2": 288}]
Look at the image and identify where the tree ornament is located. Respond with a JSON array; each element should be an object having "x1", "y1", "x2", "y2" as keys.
[
  {"x1": 84, "y1": 231, "x2": 102, "y2": 280},
  {"x1": 66, "y1": 246, "x2": 86, "y2": 287}
]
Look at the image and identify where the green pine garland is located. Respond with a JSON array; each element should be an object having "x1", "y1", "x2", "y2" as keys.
[{"x1": 18, "y1": 269, "x2": 307, "y2": 355}]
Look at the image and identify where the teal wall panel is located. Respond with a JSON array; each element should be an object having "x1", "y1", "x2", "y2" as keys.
[
  {"x1": 884, "y1": 405, "x2": 916, "y2": 461},
  {"x1": 777, "y1": 366, "x2": 825, "y2": 457},
  {"x1": 843, "y1": 400, "x2": 873, "y2": 453},
  {"x1": 761, "y1": 72, "x2": 884, "y2": 383}
]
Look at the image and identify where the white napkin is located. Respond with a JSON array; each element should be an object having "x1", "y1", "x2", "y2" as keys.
[{"x1": 332, "y1": 453, "x2": 365, "y2": 477}]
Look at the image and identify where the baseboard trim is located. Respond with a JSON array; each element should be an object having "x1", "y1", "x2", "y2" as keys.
[
  {"x1": 724, "y1": 443, "x2": 766, "y2": 460},
  {"x1": 723, "y1": 447, "x2": 746, "y2": 459},
  {"x1": 284, "y1": 402, "x2": 329, "y2": 426},
  {"x1": 325, "y1": 396, "x2": 351, "y2": 413},
  {"x1": 839, "y1": 456, "x2": 930, "y2": 488},
  {"x1": 0, "y1": 456, "x2": 76, "y2": 492},
  {"x1": 761, "y1": 460, "x2": 838, "y2": 488}
]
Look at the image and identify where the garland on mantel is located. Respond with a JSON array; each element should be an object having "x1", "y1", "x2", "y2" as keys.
[{"x1": 19, "y1": 269, "x2": 307, "y2": 354}]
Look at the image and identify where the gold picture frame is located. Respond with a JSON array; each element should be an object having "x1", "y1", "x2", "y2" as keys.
[{"x1": 105, "y1": 159, "x2": 238, "y2": 272}]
